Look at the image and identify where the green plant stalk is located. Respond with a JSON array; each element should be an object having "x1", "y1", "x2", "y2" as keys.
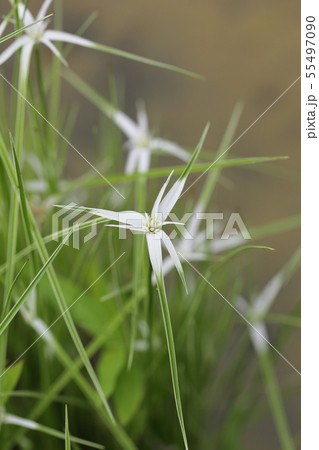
[
  {"x1": 0, "y1": 234, "x2": 70, "y2": 336},
  {"x1": 30, "y1": 295, "x2": 141, "y2": 421},
  {"x1": 34, "y1": 47, "x2": 57, "y2": 192},
  {"x1": 257, "y1": 349, "x2": 294, "y2": 450},
  {"x1": 0, "y1": 14, "x2": 53, "y2": 44},
  {"x1": 34, "y1": 47, "x2": 47, "y2": 117},
  {"x1": 9, "y1": 295, "x2": 142, "y2": 449},
  {"x1": 3, "y1": 414, "x2": 103, "y2": 449},
  {"x1": 128, "y1": 178, "x2": 146, "y2": 368},
  {"x1": 0, "y1": 139, "x2": 132, "y2": 445},
  {"x1": 155, "y1": 273, "x2": 189, "y2": 450},
  {"x1": 62, "y1": 156, "x2": 288, "y2": 194},
  {"x1": 197, "y1": 103, "x2": 243, "y2": 212},
  {"x1": 65, "y1": 405, "x2": 71, "y2": 450},
  {"x1": 0, "y1": 46, "x2": 32, "y2": 424},
  {"x1": 6, "y1": 285, "x2": 135, "y2": 448},
  {"x1": 25, "y1": 325, "x2": 135, "y2": 449}
]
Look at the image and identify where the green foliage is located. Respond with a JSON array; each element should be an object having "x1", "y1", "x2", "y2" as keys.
[
  {"x1": 0, "y1": 361, "x2": 24, "y2": 405},
  {"x1": 97, "y1": 347, "x2": 126, "y2": 398},
  {"x1": 114, "y1": 366, "x2": 145, "y2": 425}
]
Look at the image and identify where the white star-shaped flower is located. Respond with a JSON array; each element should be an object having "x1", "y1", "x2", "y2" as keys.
[
  {"x1": 236, "y1": 250, "x2": 300, "y2": 353},
  {"x1": 1, "y1": 0, "x2": 201, "y2": 78},
  {"x1": 0, "y1": 0, "x2": 97, "y2": 67},
  {"x1": 113, "y1": 103, "x2": 190, "y2": 174},
  {"x1": 56, "y1": 126, "x2": 209, "y2": 291}
]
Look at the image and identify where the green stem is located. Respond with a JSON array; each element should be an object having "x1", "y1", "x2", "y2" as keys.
[
  {"x1": 156, "y1": 275, "x2": 189, "y2": 450},
  {"x1": 128, "y1": 178, "x2": 146, "y2": 368},
  {"x1": 0, "y1": 44, "x2": 32, "y2": 425},
  {"x1": 258, "y1": 350, "x2": 294, "y2": 450}
]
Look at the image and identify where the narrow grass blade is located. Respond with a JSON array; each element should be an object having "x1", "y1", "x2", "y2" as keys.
[
  {"x1": 63, "y1": 156, "x2": 289, "y2": 193},
  {"x1": 20, "y1": 298, "x2": 141, "y2": 450},
  {"x1": 211, "y1": 245, "x2": 274, "y2": 273},
  {"x1": 65, "y1": 405, "x2": 71, "y2": 450},
  {"x1": 258, "y1": 351, "x2": 294, "y2": 450},
  {"x1": 63, "y1": 69, "x2": 115, "y2": 118},
  {"x1": 156, "y1": 276, "x2": 189, "y2": 450},
  {"x1": 0, "y1": 14, "x2": 53, "y2": 44},
  {"x1": 10, "y1": 133, "x2": 34, "y2": 244},
  {"x1": 261, "y1": 314, "x2": 300, "y2": 327},
  {"x1": 27, "y1": 295, "x2": 141, "y2": 417},
  {"x1": 0, "y1": 232, "x2": 71, "y2": 336},
  {"x1": 128, "y1": 178, "x2": 146, "y2": 369},
  {"x1": 2, "y1": 414, "x2": 104, "y2": 449},
  {"x1": 179, "y1": 123, "x2": 210, "y2": 181},
  {"x1": 0, "y1": 144, "x2": 122, "y2": 437},
  {"x1": 1, "y1": 259, "x2": 29, "y2": 318},
  {"x1": 197, "y1": 103, "x2": 243, "y2": 211},
  {"x1": 251, "y1": 215, "x2": 300, "y2": 239},
  {"x1": 90, "y1": 42, "x2": 203, "y2": 79}
]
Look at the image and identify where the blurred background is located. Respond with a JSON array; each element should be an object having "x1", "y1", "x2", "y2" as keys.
[{"x1": 0, "y1": 0, "x2": 300, "y2": 448}]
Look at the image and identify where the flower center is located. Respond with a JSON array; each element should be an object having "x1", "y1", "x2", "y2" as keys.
[
  {"x1": 134, "y1": 133, "x2": 151, "y2": 149},
  {"x1": 27, "y1": 25, "x2": 44, "y2": 42},
  {"x1": 143, "y1": 214, "x2": 162, "y2": 234}
]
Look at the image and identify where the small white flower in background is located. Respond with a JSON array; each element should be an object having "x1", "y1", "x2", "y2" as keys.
[
  {"x1": 235, "y1": 249, "x2": 300, "y2": 353},
  {"x1": 0, "y1": 17, "x2": 7, "y2": 38},
  {"x1": 0, "y1": 0, "x2": 98, "y2": 66},
  {"x1": 113, "y1": 102, "x2": 190, "y2": 174},
  {"x1": 161, "y1": 211, "x2": 244, "y2": 278}
]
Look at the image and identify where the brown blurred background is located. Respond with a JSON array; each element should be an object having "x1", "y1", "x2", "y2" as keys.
[{"x1": 1, "y1": 0, "x2": 301, "y2": 447}]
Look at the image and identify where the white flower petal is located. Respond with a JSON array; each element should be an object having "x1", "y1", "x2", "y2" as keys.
[
  {"x1": 136, "y1": 101, "x2": 148, "y2": 133},
  {"x1": 55, "y1": 205, "x2": 144, "y2": 227},
  {"x1": 105, "y1": 224, "x2": 145, "y2": 235},
  {"x1": 137, "y1": 149, "x2": 151, "y2": 173},
  {"x1": 162, "y1": 221, "x2": 184, "y2": 226},
  {"x1": 3, "y1": 413, "x2": 38, "y2": 430},
  {"x1": 235, "y1": 295, "x2": 249, "y2": 313},
  {"x1": 19, "y1": 41, "x2": 34, "y2": 84},
  {"x1": 113, "y1": 110, "x2": 139, "y2": 138},
  {"x1": 44, "y1": 30, "x2": 94, "y2": 48},
  {"x1": 150, "y1": 138, "x2": 190, "y2": 162},
  {"x1": 158, "y1": 179, "x2": 186, "y2": 221},
  {"x1": 0, "y1": 18, "x2": 7, "y2": 38},
  {"x1": 41, "y1": 38, "x2": 67, "y2": 65},
  {"x1": 249, "y1": 321, "x2": 268, "y2": 353},
  {"x1": 18, "y1": 4, "x2": 35, "y2": 27},
  {"x1": 0, "y1": 36, "x2": 32, "y2": 65},
  {"x1": 118, "y1": 211, "x2": 145, "y2": 227},
  {"x1": 125, "y1": 149, "x2": 140, "y2": 174},
  {"x1": 151, "y1": 171, "x2": 174, "y2": 217},
  {"x1": 146, "y1": 233, "x2": 163, "y2": 281},
  {"x1": 162, "y1": 231, "x2": 187, "y2": 292},
  {"x1": 253, "y1": 274, "x2": 283, "y2": 316},
  {"x1": 36, "y1": 0, "x2": 53, "y2": 20}
]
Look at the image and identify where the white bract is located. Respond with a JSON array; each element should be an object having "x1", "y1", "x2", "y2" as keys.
[
  {"x1": 0, "y1": 0, "x2": 97, "y2": 67},
  {"x1": 113, "y1": 103, "x2": 190, "y2": 174},
  {"x1": 0, "y1": 17, "x2": 7, "y2": 38},
  {"x1": 236, "y1": 271, "x2": 286, "y2": 353}
]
